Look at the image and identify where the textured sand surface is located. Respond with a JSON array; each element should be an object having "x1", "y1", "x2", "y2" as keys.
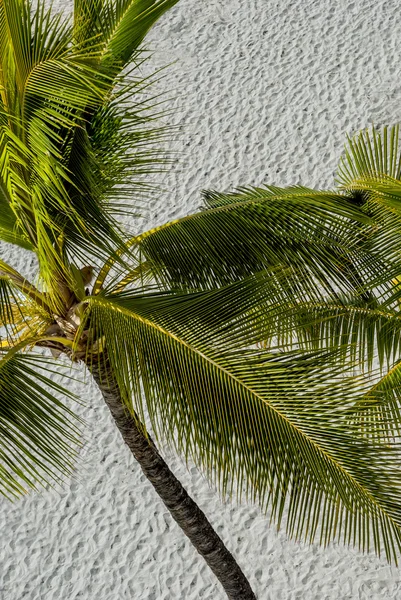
[{"x1": 1, "y1": 0, "x2": 401, "y2": 598}]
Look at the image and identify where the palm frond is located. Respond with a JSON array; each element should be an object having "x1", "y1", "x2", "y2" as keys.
[
  {"x1": 346, "y1": 359, "x2": 401, "y2": 442},
  {"x1": 0, "y1": 1, "x2": 118, "y2": 279},
  {"x1": 96, "y1": 186, "x2": 391, "y2": 298},
  {"x1": 73, "y1": 0, "x2": 103, "y2": 47},
  {"x1": 0, "y1": 178, "x2": 32, "y2": 248},
  {"x1": 0, "y1": 349, "x2": 82, "y2": 498},
  {"x1": 345, "y1": 175, "x2": 401, "y2": 216},
  {"x1": 0, "y1": 257, "x2": 53, "y2": 313},
  {"x1": 257, "y1": 295, "x2": 401, "y2": 369},
  {"x1": 64, "y1": 64, "x2": 172, "y2": 232},
  {"x1": 98, "y1": 1, "x2": 179, "y2": 72},
  {"x1": 0, "y1": 275, "x2": 21, "y2": 330},
  {"x1": 337, "y1": 125, "x2": 401, "y2": 187},
  {"x1": 0, "y1": 0, "x2": 177, "y2": 293},
  {"x1": 83, "y1": 288, "x2": 401, "y2": 562},
  {"x1": 0, "y1": 263, "x2": 56, "y2": 352}
]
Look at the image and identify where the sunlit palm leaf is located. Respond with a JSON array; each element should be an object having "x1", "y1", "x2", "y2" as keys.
[
  {"x1": 0, "y1": 276, "x2": 21, "y2": 331},
  {"x1": 0, "y1": 268, "x2": 53, "y2": 351},
  {"x1": 0, "y1": 1, "x2": 119, "y2": 279},
  {"x1": 0, "y1": 257, "x2": 53, "y2": 314},
  {"x1": 337, "y1": 125, "x2": 401, "y2": 187},
  {"x1": 260, "y1": 296, "x2": 401, "y2": 369},
  {"x1": 0, "y1": 179, "x2": 32, "y2": 249},
  {"x1": 96, "y1": 277, "x2": 401, "y2": 437},
  {"x1": 84, "y1": 288, "x2": 401, "y2": 561},
  {"x1": 103, "y1": 0, "x2": 178, "y2": 67},
  {"x1": 336, "y1": 126, "x2": 401, "y2": 267},
  {"x1": 74, "y1": 0, "x2": 180, "y2": 72},
  {"x1": 351, "y1": 358, "x2": 401, "y2": 440},
  {"x1": 0, "y1": 0, "x2": 176, "y2": 290},
  {"x1": 63, "y1": 67, "x2": 172, "y2": 240}
]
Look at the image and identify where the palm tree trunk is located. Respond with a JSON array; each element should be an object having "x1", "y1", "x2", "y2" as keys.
[{"x1": 88, "y1": 361, "x2": 257, "y2": 600}]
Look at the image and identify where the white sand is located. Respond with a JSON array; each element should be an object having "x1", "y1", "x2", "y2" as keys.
[{"x1": 1, "y1": 0, "x2": 401, "y2": 598}]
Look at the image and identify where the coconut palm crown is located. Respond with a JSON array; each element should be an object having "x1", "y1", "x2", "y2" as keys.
[{"x1": 2, "y1": 1, "x2": 401, "y2": 594}]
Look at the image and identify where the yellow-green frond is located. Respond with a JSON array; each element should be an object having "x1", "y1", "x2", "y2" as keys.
[
  {"x1": 83, "y1": 288, "x2": 401, "y2": 562},
  {"x1": 0, "y1": 0, "x2": 177, "y2": 286},
  {"x1": 337, "y1": 125, "x2": 401, "y2": 187},
  {"x1": 73, "y1": 0, "x2": 180, "y2": 73}
]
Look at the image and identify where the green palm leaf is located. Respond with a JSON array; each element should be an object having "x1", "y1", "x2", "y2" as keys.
[
  {"x1": 103, "y1": 0, "x2": 179, "y2": 68},
  {"x1": 0, "y1": 276, "x2": 21, "y2": 332},
  {"x1": 0, "y1": 350, "x2": 82, "y2": 499},
  {"x1": 351, "y1": 359, "x2": 401, "y2": 439},
  {"x1": 83, "y1": 288, "x2": 401, "y2": 562},
  {"x1": 337, "y1": 124, "x2": 401, "y2": 187},
  {"x1": 135, "y1": 187, "x2": 373, "y2": 289},
  {"x1": 336, "y1": 130, "x2": 401, "y2": 299},
  {"x1": 0, "y1": 176, "x2": 32, "y2": 249},
  {"x1": 261, "y1": 296, "x2": 401, "y2": 369},
  {"x1": 0, "y1": 257, "x2": 53, "y2": 314},
  {"x1": 0, "y1": 0, "x2": 119, "y2": 277},
  {"x1": 74, "y1": 0, "x2": 180, "y2": 71},
  {"x1": 0, "y1": 0, "x2": 175, "y2": 294}
]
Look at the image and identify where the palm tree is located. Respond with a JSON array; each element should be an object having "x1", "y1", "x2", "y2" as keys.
[{"x1": 2, "y1": 1, "x2": 401, "y2": 599}]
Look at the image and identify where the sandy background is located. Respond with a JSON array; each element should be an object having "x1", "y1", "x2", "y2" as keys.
[{"x1": 1, "y1": 0, "x2": 401, "y2": 598}]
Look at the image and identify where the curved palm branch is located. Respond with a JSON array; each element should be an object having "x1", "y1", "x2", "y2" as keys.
[
  {"x1": 337, "y1": 126, "x2": 401, "y2": 274},
  {"x1": 0, "y1": 257, "x2": 52, "y2": 310},
  {"x1": 74, "y1": 0, "x2": 179, "y2": 71},
  {"x1": 0, "y1": 276, "x2": 43, "y2": 345},
  {"x1": 96, "y1": 186, "x2": 387, "y2": 296},
  {"x1": 259, "y1": 294, "x2": 401, "y2": 438},
  {"x1": 83, "y1": 287, "x2": 401, "y2": 562},
  {"x1": 96, "y1": 274, "x2": 401, "y2": 435},
  {"x1": 0, "y1": 0, "x2": 117, "y2": 279},
  {"x1": 0, "y1": 182, "x2": 33, "y2": 249},
  {"x1": 258, "y1": 295, "x2": 401, "y2": 369}
]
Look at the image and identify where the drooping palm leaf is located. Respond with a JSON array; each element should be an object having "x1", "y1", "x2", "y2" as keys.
[
  {"x1": 95, "y1": 186, "x2": 398, "y2": 306},
  {"x1": 103, "y1": 0, "x2": 178, "y2": 67},
  {"x1": 0, "y1": 178, "x2": 32, "y2": 249},
  {"x1": 0, "y1": 275, "x2": 21, "y2": 333},
  {"x1": 93, "y1": 276, "x2": 401, "y2": 435},
  {"x1": 0, "y1": 0, "x2": 116, "y2": 277},
  {"x1": 336, "y1": 127, "x2": 401, "y2": 308},
  {"x1": 256, "y1": 295, "x2": 401, "y2": 369},
  {"x1": 0, "y1": 257, "x2": 53, "y2": 313},
  {"x1": 64, "y1": 64, "x2": 172, "y2": 229},
  {"x1": 83, "y1": 287, "x2": 401, "y2": 562},
  {"x1": 0, "y1": 350, "x2": 82, "y2": 498}
]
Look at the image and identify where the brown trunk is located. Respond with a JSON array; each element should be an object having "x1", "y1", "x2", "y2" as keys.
[{"x1": 88, "y1": 361, "x2": 257, "y2": 600}]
